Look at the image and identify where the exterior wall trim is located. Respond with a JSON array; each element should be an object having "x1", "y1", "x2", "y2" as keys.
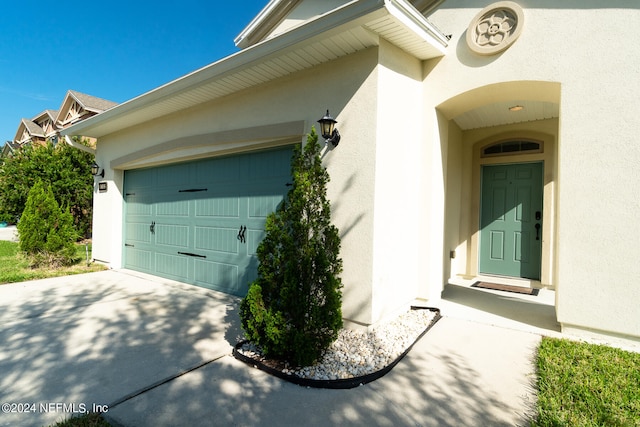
[{"x1": 110, "y1": 121, "x2": 306, "y2": 170}]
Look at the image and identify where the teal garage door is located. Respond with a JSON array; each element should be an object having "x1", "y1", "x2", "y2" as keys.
[{"x1": 123, "y1": 146, "x2": 293, "y2": 296}]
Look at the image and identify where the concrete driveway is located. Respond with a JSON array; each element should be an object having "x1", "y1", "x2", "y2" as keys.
[
  {"x1": 0, "y1": 270, "x2": 550, "y2": 427},
  {"x1": 0, "y1": 270, "x2": 241, "y2": 427}
]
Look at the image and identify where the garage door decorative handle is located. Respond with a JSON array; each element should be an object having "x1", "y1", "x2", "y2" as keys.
[
  {"x1": 237, "y1": 225, "x2": 246, "y2": 243},
  {"x1": 178, "y1": 188, "x2": 208, "y2": 193},
  {"x1": 178, "y1": 252, "x2": 207, "y2": 259},
  {"x1": 150, "y1": 221, "x2": 156, "y2": 234}
]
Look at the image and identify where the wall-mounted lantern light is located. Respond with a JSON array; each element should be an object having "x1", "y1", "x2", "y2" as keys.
[
  {"x1": 91, "y1": 162, "x2": 105, "y2": 178},
  {"x1": 317, "y1": 110, "x2": 341, "y2": 146}
]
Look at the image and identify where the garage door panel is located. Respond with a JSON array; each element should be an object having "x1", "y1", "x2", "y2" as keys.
[
  {"x1": 125, "y1": 248, "x2": 153, "y2": 271},
  {"x1": 156, "y1": 224, "x2": 190, "y2": 248},
  {"x1": 248, "y1": 195, "x2": 284, "y2": 218},
  {"x1": 156, "y1": 190, "x2": 191, "y2": 217},
  {"x1": 195, "y1": 197, "x2": 240, "y2": 218},
  {"x1": 156, "y1": 253, "x2": 190, "y2": 280},
  {"x1": 195, "y1": 156, "x2": 240, "y2": 184},
  {"x1": 195, "y1": 226, "x2": 239, "y2": 254},
  {"x1": 194, "y1": 259, "x2": 238, "y2": 293},
  {"x1": 126, "y1": 222, "x2": 153, "y2": 244},
  {"x1": 125, "y1": 194, "x2": 153, "y2": 215},
  {"x1": 126, "y1": 168, "x2": 156, "y2": 189},
  {"x1": 157, "y1": 163, "x2": 192, "y2": 188},
  {"x1": 247, "y1": 149, "x2": 291, "y2": 180},
  {"x1": 247, "y1": 229, "x2": 265, "y2": 256}
]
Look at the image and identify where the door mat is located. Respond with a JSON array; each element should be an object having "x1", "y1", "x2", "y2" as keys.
[{"x1": 472, "y1": 281, "x2": 539, "y2": 296}]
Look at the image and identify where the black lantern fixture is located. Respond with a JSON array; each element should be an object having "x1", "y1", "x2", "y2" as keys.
[
  {"x1": 317, "y1": 110, "x2": 341, "y2": 146},
  {"x1": 91, "y1": 162, "x2": 104, "y2": 178}
]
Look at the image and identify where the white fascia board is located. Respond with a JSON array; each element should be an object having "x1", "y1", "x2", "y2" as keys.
[
  {"x1": 234, "y1": 0, "x2": 293, "y2": 48},
  {"x1": 62, "y1": 0, "x2": 387, "y2": 138},
  {"x1": 62, "y1": 0, "x2": 446, "y2": 139},
  {"x1": 385, "y1": 0, "x2": 449, "y2": 52}
]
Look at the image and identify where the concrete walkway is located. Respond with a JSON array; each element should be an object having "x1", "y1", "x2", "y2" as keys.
[{"x1": 0, "y1": 270, "x2": 559, "y2": 427}]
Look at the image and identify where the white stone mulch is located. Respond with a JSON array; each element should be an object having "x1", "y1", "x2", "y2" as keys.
[{"x1": 238, "y1": 308, "x2": 438, "y2": 381}]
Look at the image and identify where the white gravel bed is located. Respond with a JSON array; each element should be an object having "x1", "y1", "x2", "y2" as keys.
[{"x1": 239, "y1": 308, "x2": 438, "y2": 381}]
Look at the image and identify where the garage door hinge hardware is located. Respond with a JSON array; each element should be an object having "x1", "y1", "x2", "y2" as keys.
[
  {"x1": 178, "y1": 188, "x2": 208, "y2": 193},
  {"x1": 237, "y1": 225, "x2": 247, "y2": 243},
  {"x1": 125, "y1": 244, "x2": 134, "y2": 247},
  {"x1": 126, "y1": 192, "x2": 135, "y2": 196},
  {"x1": 178, "y1": 252, "x2": 207, "y2": 259}
]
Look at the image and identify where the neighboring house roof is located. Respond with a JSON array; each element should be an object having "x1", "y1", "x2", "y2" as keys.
[
  {"x1": 33, "y1": 109, "x2": 59, "y2": 121},
  {"x1": 13, "y1": 119, "x2": 46, "y2": 142},
  {"x1": 63, "y1": 0, "x2": 448, "y2": 139},
  {"x1": 32, "y1": 109, "x2": 61, "y2": 137},
  {"x1": 1, "y1": 140, "x2": 20, "y2": 157},
  {"x1": 56, "y1": 90, "x2": 118, "y2": 127},
  {"x1": 69, "y1": 90, "x2": 118, "y2": 112}
]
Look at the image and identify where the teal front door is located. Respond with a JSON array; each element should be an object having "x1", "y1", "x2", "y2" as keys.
[
  {"x1": 123, "y1": 146, "x2": 293, "y2": 296},
  {"x1": 479, "y1": 162, "x2": 543, "y2": 280}
]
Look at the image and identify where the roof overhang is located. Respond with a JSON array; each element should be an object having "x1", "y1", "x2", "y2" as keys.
[{"x1": 63, "y1": 0, "x2": 447, "y2": 139}]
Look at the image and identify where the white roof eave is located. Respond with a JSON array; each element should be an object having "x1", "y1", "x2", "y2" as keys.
[{"x1": 63, "y1": 0, "x2": 447, "y2": 139}]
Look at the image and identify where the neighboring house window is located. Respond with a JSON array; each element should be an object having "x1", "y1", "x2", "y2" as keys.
[{"x1": 482, "y1": 140, "x2": 542, "y2": 157}]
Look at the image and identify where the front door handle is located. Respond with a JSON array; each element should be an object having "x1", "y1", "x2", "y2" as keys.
[{"x1": 535, "y1": 223, "x2": 541, "y2": 240}]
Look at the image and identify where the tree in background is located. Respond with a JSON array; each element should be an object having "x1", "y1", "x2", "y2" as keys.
[
  {"x1": 18, "y1": 180, "x2": 77, "y2": 267},
  {"x1": 0, "y1": 140, "x2": 94, "y2": 238},
  {"x1": 240, "y1": 127, "x2": 343, "y2": 367}
]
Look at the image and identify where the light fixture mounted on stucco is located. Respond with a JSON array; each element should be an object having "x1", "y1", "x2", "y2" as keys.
[
  {"x1": 317, "y1": 110, "x2": 341, "y2": 146},
  {"x1": 91, "y1": 162, "x2": 105, "y2": 178},
  {"x1": 466, "y1": 1, "x2": 524, "y2": 56}
]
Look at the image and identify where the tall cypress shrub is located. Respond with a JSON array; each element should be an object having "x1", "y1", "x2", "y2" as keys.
[
  {"x1": 240, "y1": 127, "x2": 343, "y2": 367},
  {"x1": 18, "y1": 180, "x2": 77, "y2": 267}
]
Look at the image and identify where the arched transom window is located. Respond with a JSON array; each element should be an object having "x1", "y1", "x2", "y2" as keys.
[{"x1": 482, "y1": 140, "x2": 542, "y2": 157}]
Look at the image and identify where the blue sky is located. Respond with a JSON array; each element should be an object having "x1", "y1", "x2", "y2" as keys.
[{"x1": 0, "y1": 1, "x2": 268, "y2": 143}]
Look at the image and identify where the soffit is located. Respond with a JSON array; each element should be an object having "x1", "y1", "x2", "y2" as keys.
[
  {"x1": 64, "y1": 0, "x2": 447, "y2": 139},
  {"x1": 453, "y1": 100, "x2": 559, "y2": 130}
]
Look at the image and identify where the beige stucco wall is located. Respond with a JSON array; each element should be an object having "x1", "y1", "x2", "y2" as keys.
[
  {"x1": 425, "y1": 1, "x2": 640, "y2": 341},
  {"x1": 92, "y1": 47, "x2": 397, "y2": 327},
  {"x1": 91, "y1": 1, "x2": 640, "y2": 341},
  {"x1": 370, "y1": 39, "x2": 427, "y2": 323}
]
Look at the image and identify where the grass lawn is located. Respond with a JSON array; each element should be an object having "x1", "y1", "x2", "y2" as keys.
[
  {"x1": 532, "y1": 336, "x2": 640, "y2": 426},
  {"x1": 0, "y1": 240, "x2": 106, "y2": 284}
]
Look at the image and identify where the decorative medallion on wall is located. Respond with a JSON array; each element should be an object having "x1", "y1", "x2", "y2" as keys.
[{"x1": 466, "y1": 1, "x2": 524, "y2": 56}]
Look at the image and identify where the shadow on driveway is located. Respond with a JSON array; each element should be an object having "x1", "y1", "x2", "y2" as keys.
[
  {"x1": 0, "y1": 270, "x2": 241, "y2": 427},
  {"x1": 0, "y1": 270, "x2": 540, "y2": 427}
]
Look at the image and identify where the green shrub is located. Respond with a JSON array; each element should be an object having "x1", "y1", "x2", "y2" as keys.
[
  {"x1": 0, "y1": 140, "x2": 94, "y2": 236},
  {"x1": 18, "y1": 180, "x2": 78, "y2": 267},
  {"x1": 240, "y1": 127, "x2": 343, "y2": 367}
]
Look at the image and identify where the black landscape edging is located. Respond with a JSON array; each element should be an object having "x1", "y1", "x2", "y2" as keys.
[{"x1": 232, "y1": 306, "x2": 442, "y2": 389}]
